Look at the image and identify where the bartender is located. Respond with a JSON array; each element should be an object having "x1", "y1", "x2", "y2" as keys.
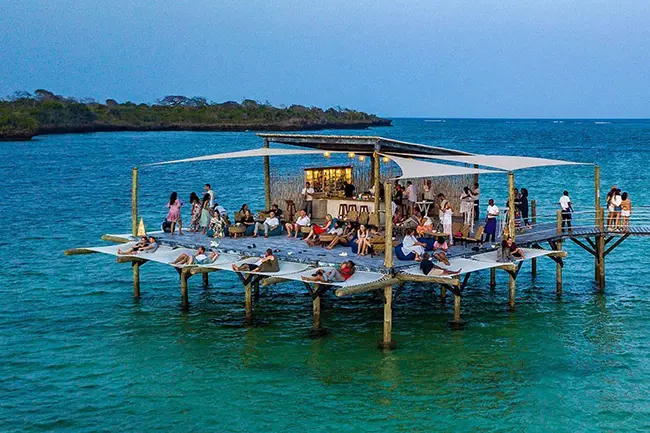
[{"x1": 343, "y1": 181, "x2": 356, "y2": 198}]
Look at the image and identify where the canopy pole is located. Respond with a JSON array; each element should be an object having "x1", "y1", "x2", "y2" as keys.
[
  {"x1": 131, "y1": 167, "x2": 138, "y2": 237},
  {"x1": 531, "y1": 200, "x2": 537, "y2": 277},
  {"x1": 383, "y1": 182, "x2": 394, "y2": 268},
  {"x1": 594, "y1": 165, "x2": 601, "y2": 212},
  {"x1": 556, "y1": 240, "x2": 563, "y2": 295},
  {"x1": 373, "y1": 144, "x2": 381, "y2": 215},
  {"x1": 507, "y1": 171, "x2": 515, "y2": 239},
  {"x1": 263, "y1": 138, "x2": 271, "y2": 210}
]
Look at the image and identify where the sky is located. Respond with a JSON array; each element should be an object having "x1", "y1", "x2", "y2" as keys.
[{"x1": 1, "y1": 0, "x2": 649, "y2": 118}]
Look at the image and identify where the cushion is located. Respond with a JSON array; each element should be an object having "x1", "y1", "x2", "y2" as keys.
[{"x1": 394, "y1": 244, "x2": 416, "y2": 261}]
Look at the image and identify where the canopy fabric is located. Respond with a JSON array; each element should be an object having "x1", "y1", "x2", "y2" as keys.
[
  {"x1": 390, "y1": 153, "x2": 588, "y2": 171},
  {"x1": 146, "y1": 148, "x2": 349, "y2": 166},
  {"x1": 383, "y1": 154, "x2": 503, "y2": 179}
]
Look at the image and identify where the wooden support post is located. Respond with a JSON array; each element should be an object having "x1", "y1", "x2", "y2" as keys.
[
  {"x1": 180, "y1": 269, "x2": 190, "y2": 309},
  {"x1": 263, "y1": 138, "x2": 271, "y2": 210},
  {"x1": 202, "y1": 272, "x2": 209, "y2": 288},
  {"x1": 596, "y1": 235, "x2": 605, "y2": 291},
  {"x1": 507, "y1": 171, "x2": 516, "y2": 239},
  {"x1": 440, "y1": 286, "x2": 447, "y2": 303},
  {"x1": 594, "y1": 165, "x2": 601, "y2": 212},
  {"x1": 132, "y1": 262, "x2": 141, "y2": 297},
  {"x1": 378, "y1": 285, "x2": 397, "y2": 350},
  {"x1": 244, "y1": 282, "x2": 253, "y2": 324},
  {"x1": 473, "y1": 164, "x2": 479, "y2": 188},
  {"x1": 131, "y1": 167, "x2": 138, "y2": 237},
  {"x1": 508, "y1": 273, "x2": 516, "y2": 311},
  {"x1": 309, "y1": 289, "x2": 328, "y2": 337},
  {"x1": 373, "y1": 148, "x2": 381, "y2": 214},
  {"x1": 531, "y1": 200, "x2": 537, "y2": 278},
  {"x1": 556, "y1": 209, "x2": 563, "y2": 235},
  {"x1": 383, "y1": 182, "x2": 394, "y2": 269},
  {"x1": 489, "y1": 268, "x2": 496, "y2": 289},
  {"x1": 555, "y1": 240, "x2": 563, "y2": 295},
  {"x1": 449, "y1": 293, "x2": 465, "y2": 330}
]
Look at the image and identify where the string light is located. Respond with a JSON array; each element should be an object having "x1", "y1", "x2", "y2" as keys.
[
  {"x1": 382, "y1": 156, "x2": 390, "y2": 163},
  {"x1": 358, "y1": 155, "x2": 366, "y2": 162},
  {"x1": 323, "y1": 151, "x2": 331, "y2": 158},
  {"x1": 348, "y1": 152, "x2": 355, "y2": 158}
]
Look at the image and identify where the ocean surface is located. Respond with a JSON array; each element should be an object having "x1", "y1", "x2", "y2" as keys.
[{"x1": 2, "y1": 118, "x2": 650, "y2": 432}]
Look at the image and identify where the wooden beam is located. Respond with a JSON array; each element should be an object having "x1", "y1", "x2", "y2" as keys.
[
  {"x1": 188, "y1": 266, "x2": 220, "y2": 275},
  {"x1": 585, "y1": 237, "x2": 597, "y2": 250},
  {"x1": 64, "y1": 248, "x2": 97, "y2": 256},
  {"x1": 335, "y1": 277, "x2": 401, "y2": 297},
  {"x1": 461, "y1": 272, "x2": 472, "y2": 289},
  {"x1": 595, "y1": 235, "x2": 605, "y2": 290},
  {"x1": 556, "y1": 209, "x2": 563, "y2": 235},
  {"x1": 395, "y1": 273, "x2": 458, "y2": 285},
  {"x1": 604, "y1": 232, "x2": 630, "y2": 257},
  {"x1": 569, "y1": 237, "x2": 596, "y2": 256},
  {"x1": 489, "y1": 268, "x2": 496, "y2": 288},
  {"x1": 244, "y1": 282, "x2": 253, "y2": 324},
  {"x1": 132, "y1": 167, "x2": 138, "y2": 237},
  {"x1": 604, "y1": 236, "x2": 615, "y2": 245},
  {"x1": 448, "y1": 292, "x2": 465, "y2": 330},
  {"x1": 383, "y1": 182, "x2": 394, "y2": 268},
  {"x1": 116, "y1": 256, "x2": 147, "y2": 265},
  {"x1": 261, "y1": 276, "x2": 291, "y2": 287},
  {"x1": 101, "y1": 234, "x2": 130, "y2": 243}
]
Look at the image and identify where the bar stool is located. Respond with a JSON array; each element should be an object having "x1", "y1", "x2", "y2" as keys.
[
  {"x1": 285, "y1": 200, "x2": 297, "y2": 222},
  {"x1": 347, "y1": 204, "x2": 358, "y2": 213},
  {"x1": 338, "y1": 203, "x2": 349, "y2": 218},
  {"x1": 359, "y1": 205, "x2": 369, "y2": 213}
]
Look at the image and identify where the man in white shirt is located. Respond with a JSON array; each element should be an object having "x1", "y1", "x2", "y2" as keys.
[
  {"x1": 253, "y1": 211, "x2": 280, "y2": 238},
  {"x1": 301, "y1": 182, "x2": 315, "y2": 217},
  {"x1": 483, "y1": 199, "x2": 499, "y2": 242},
  {"x1": 423, "y1": 179, "x2": 435, "y2": 202},
  {"x1": 559, "y1": 190, "x2": 573, "y2": 232},
  {"x1": 204, "y1": 183, "x2": 215, "y2": 208},
  {"x1": 214, "y1": 202, "x2": 227, "y2": 217},
  {"x1": 285, "y1": 210, "x2": 311, "y2": 238},
  {"x1": 405, "y1": 180, "x2": 418, "y2": 214}
]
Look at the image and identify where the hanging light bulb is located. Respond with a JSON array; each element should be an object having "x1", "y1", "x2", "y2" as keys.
[
  {"x1": 358, "y1": 155, "x2": 366, "y2": 162},
  {"x1": 348, "y1": 152, "x2": 355, "y2": 159},
  {"x1": 382, "y1": 156, "x2": 390, "y2": 163},
  {"x1": 323, "y1": 151, "x2": 331, "y2": 158}
]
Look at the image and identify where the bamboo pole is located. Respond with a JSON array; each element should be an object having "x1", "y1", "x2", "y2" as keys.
[
  {"x1": 132, "y1": 167, "x2": 138, "y2": 237},
  {"x1": 132, "y1": 262, "x2": 141, "y2": 297},
  {"x1": 383, "y1": 182, "x2": 393, "y2": 269},
  {"x1": 373, "y1": 150, "x2": 381, "y2": 214},
  {"x1": 531, "y1": 200, "x2": 537, "y2": 277},
  {"x1": 378, "y1": 285, "x2": 396, "y2": 350},
  {"x1": 555, "y1": 240, "x2": 563, "y2": 295},
  {"x1": 507, "y1": 172, "x2": 515, "y2": 237},
  {"x1": 263, "y1": 138, "x2": 271, "y2": 210}
]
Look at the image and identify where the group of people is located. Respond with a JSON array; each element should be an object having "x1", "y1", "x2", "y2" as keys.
[
  {"x1": 302, "y1": 215, "x2": 382, "y2": 256},
  {"x1": 606, "y1": 186, "x2": 632, "y2": 231},
  {"x1": 166, "y1": 184, "x2": 229, "y2": 236}
]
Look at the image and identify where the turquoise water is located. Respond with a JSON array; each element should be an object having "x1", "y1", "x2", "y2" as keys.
[{"x1": 2, "y1": 119, "x2": 650, "y2": 432}]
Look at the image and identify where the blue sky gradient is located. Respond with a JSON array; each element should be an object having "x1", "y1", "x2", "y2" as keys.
[{"x1": 1, "y1": 0, "x2": 648, "y2": 117}]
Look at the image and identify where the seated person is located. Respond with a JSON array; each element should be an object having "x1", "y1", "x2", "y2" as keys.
[
  {"x1": 416, "y1": 214, "x2": 434, "y2": 236},
  {"x1": 304, "y1": 214, "x2": 334, "y2": 242},
  {"x1": 402, "y1": 210, "x2": 421, "y2": 228},
  {"x1": 401, "y1": 228, "x2": 427, "y2": 261},
  {"x1": 232, "y1": 249, "x2": 279, "y2": 273},
  {"x1": 208, "y1": 213, "x2": 226, "y2": 238},
  {"x1": 420, "y1": 253, "x2": 461, "y2": 276},
  {"x1": 326, "y1": 221, "x2": 357, "y2": 249},
  {"x1": 432, "y1": 236, "x2": 451, "y2": 266},
  {"x1": 501, "y1": 237, "x2": 524, "y2": 260},
  {"x1": 285, "y1": 210, "x2": 311, "y2": 238},
  {"x1": 393, "y1": 209, "x2": 405, "y2": 226},
  {"x1": 118, "y1": 236, "x2": 148, "y2": 255},
  {"x1": 253, "y1": 211, "x2": 280, "y2": 238},
  {"x1": 213, "y1": 202, "x2": 227, "y2": 217},
  {"x1": 307, "y1": 220, "x2": 344, "y2": 247},
  {"x1": 265, "y1": 204, "x2": 283, "y2": 219},
  {"x1": 354, "y1": 224, "x2": 371, "y2": 256},
  {"x1": 170, "y1": 246, "x2": 219, "y2": 266},
  {"x1": 302, "y1": 261, "x2": 356, "y2": 283}
]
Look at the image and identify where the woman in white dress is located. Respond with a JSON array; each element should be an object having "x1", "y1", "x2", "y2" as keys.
[
  {"x1": 459, "y1": 186, "x2": 475, "y2": 230},
  {"x1": 401, "y1": 228, "x2": 427, "y2": 261},
  {"x1": 442, "y1": 202, "x2": 454, "y2": 244}
]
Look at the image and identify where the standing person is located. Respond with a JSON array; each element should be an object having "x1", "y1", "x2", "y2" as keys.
[
  {"x1": 442, "y1": 202, "x2": 454, "y2": 244},
  {"x1": 620, "y1": 192, "x2": 632, "y2": 231},
  {"x1": 166, "y1": 192, "x2": 183, "y2": 236},
  {"x1": 301, "y1": 181, "x2": 315, "y2": 217},
  {"x1": 189, "y1": 192, "x2": 201, "y2": 232},
  {"x1": 253, "y1": 211, "x2": 280, "y2": 238},
  {"x1": 559, "y1": 190, "x2": 573, "y2": 233},
  {"x1": 405, "y1": 180, "x2": 418, "y2": 215},
  {"x1": 472, "y1": 182, "x2": 480, "y2": 221},
  {"x1": 199, "y1": 193, "x2": 211, "y2": 235},
  {"x1": 437, "y1": 193, "x2": 448, "y2": 230},
  {"x1": 520, "y1": 188, "x2": 530, "y2": 228},
  {"x1": 605, "y1": 185, "x2": 617, "y2": 229},
  {"x1": 612, "y1": 188, "x2": 623, "y2": 230},
  {"x1": 204, "y1": 184, "x2": 215, "y2": 209},
  {"x1": 483, "y1": 199, "x2": 499, "y2": 243},
  {"x1": 460, "y1": 186, "x2": 475, "y2": 229},
  {"x1": 343, "y1": 181, "x2": 355, "y2": 198},
  {"x1": 423, "y1": 179, "x2": 435, "y2": 204}
]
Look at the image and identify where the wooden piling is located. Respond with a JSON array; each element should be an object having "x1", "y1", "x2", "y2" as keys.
[
  {"x1": 556, "y1": 209, "x2": 563, "y2": 234},
  {"x1": 373, "y1": 148, "x2": 381, "y2": 214},
  {"x1": 131, "y1": 167, "x2": 138, "y2": 237},
  {"x1": 489, "y1": 268, "x2": 496, "y2": 289},
  {"x1": 594, "y1": 165, "x2": 601, "y2": 210},
  {"x1": 132, "y1": 262, "x2": 141, "y2": 297},
  {"x1": 508, "y1": 273, "x2": 516, "y2": 311},
  {"x1": 378, "y1": 285, "x2": 397, "y2": 350},
  {"x1": 263, "y1": 138, "x2": 271, "y2": 210},
  {"x1": 507, "y1": 172, "x2": 516, "y2": 238},
  {"x1": 555, "y1": 240, "x2": 563, "y2": 295},
  {"x1": 383, "y1": 182, "x2": 394, "y2": 269},
  {"x1": 596, "y1": 235, "x2": 605, "y2": 291},
  {"x1": 440, "y1": 286, "x2": 447, "y2": 303},
  {"x1": 531, "y1": 200, "x2": 537, "y2": 277},
  {"x1": 244, "y1": 282, "x2": 253, "y2": 324},
  {"x1": 309, "y1": 290, "x2": 328, "y2": 337},
  {"x1": 202, "y1": 272, "x2": 209, "y2": 288},
  {"x1": 180, "y1": 268, "x2": 190, "y2": 308}
]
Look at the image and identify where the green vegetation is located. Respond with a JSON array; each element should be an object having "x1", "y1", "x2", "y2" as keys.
[{"x1": 0, "y1": 90, "x2": 391, "y2": 141}]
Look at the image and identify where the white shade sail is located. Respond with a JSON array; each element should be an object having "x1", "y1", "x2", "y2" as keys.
[
  {"x1": 390, "y1": 153, "x2": 588, "y2": 171},
  {"x1": 146, "y1": 147, "x2": 350, "y2": 166},
  {"x1": 384, "y1": 154, "x2": 503, "y2": 179}
]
